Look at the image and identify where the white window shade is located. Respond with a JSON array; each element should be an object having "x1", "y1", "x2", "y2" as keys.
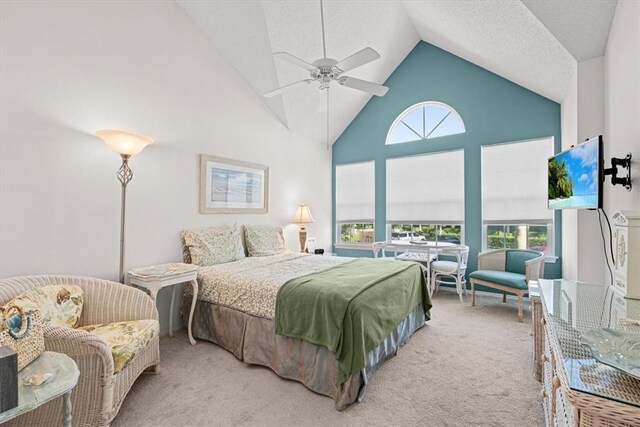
[
  {"x1": 482, "y1": 138, "x2": 553, "y2": 223},
  {"x1": 336, "y1": 161, "x2": 375, "y2": 222},
  {"x1": 386, "y1": 150, "x2": 465, "y2": 223}
]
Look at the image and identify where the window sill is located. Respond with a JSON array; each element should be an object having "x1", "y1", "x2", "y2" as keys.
[{"x1": 334, "y1": 244, "x2": 373, "y2": 251}]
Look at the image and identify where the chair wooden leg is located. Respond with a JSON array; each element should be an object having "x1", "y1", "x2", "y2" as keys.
[
  {"x1": 503, "y1": 292, "x2": 507, "y2": 303},
  {"x1": 457, "y1": 276, "x2": 463, "y2": 303},
  {"x1": 517, "y1": 292, "x2": 523, "y2": 322},
  {"x1": 471, "y1": 279, "x2": 476, "y2": 306}
]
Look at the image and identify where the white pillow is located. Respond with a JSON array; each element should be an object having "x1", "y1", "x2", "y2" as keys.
[
  {"x1": 243, "y1": 225, "x2": 286, "y2": 257},
  {"x1": 181, "y1": 224, "x2": 245, "y2": 266}
]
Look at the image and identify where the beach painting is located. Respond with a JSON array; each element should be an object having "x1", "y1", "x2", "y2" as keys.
[
  {"x1": 199, "y1": 155, "x2": 268, "y2": 214},
  {"x1": 548, "y1": 138, "x2": 599, "y2": 209}
]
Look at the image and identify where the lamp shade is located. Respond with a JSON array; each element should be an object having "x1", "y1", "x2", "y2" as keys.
[
  {"x1": 292, "y1": 204, "x2": 314, "y2": 224},
  {"x1": 95, "y1": 129, "x2": 154, "y2": 156}
]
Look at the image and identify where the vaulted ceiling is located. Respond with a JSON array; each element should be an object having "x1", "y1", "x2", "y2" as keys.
[{"x1": 176, "y1": 0, "x2": 617, "y2": 145}]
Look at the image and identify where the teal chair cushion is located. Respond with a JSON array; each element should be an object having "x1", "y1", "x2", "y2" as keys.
[
  {"x1": 505, "y1": 250, "x2": 542, "y2": 276},
  {"x1": 469, "y1": 270, "x2": 528, "y2": 290}
]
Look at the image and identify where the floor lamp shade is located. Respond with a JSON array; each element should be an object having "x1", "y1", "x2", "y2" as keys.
[
  {"x1": 96, "y1": 129, "x2": 154, "y2": 283},
  {"x1": 292, "y1": 204, "x2": 314, "y2": 252}
]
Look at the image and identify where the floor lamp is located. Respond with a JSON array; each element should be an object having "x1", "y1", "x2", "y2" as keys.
[
  {"x1": 292, "y1": 204, "x2": 314, "y2": 252},
  {"x1": 96, "y1": 129, "x2": 153, "y2": 283}
]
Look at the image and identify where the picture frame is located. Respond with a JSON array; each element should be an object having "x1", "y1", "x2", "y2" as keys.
[{"x1": 199, "y1": 154, "x2": 269, "y2": 214}]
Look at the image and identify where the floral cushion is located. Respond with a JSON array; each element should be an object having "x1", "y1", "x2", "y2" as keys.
[
  {"x1": 5, "y1": 285, "x2": 84, "y2": 328},
  {"x1": 243, "y1": 225, "x2": 286, "y2": 257},
  {"x1": 181, "y1": 224, "x2": 245, "y2": 266},
  {"x1": 78, "y1": 320, "x2": 159, "y2": 373}
]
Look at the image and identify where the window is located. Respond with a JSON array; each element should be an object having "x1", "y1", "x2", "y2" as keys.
[
  {"x1": 481, "y1": 138, "x2": 554, "y2": 254},
  {"x1": 386, "y1": 150, "x2": 465, "y2": 242},
  {"x1": 335, "y1": 161, "x2": 375, "y2": 245},
  {"x1": 388, "y1": 224, "x2": 463, "y2": 245},
  {"x1": 386, "y1": 102, "x2": 465, "y2": 145}
]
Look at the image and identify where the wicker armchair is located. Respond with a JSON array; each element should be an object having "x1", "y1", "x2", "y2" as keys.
[{"x1": 0, "y1": 275, "x2": 160, "y2": 427}]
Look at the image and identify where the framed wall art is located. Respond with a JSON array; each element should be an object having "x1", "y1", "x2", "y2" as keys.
[{"x1": 199, "y1": 155, "x2": 269, "y2": 214}]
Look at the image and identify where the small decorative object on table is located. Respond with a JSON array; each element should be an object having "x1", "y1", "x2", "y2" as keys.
[
  {"x1": 580, "y1": 328, "x2": 640, "y2": 379},
  {"x1": 0, "y1": 346, "x2": 18, "y2": 413},
  {"x1": 0, "y1": 305, "x2": 44, "y2": 370},
  {"x1": 128, "y1": 263, "x2": 199, "y2": 345}
]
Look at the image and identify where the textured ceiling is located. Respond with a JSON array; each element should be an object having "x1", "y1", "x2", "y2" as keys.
[
  {"x1": 402, "y1": 0, "x2": 575, "y2": 105},
  {"x1": 522, "y1": 0, "x2": 618, "y2": 62},
  {"x1": 176, "y1": 0, "x2": 616, "y2": 145}
]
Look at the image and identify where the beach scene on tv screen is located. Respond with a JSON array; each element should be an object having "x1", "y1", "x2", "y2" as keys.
[{"x1": 548, "y1": 139, "x2": 599, "y2": 209}]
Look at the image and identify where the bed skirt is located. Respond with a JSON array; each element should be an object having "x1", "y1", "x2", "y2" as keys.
[{"x1": 181, "y1": 298, "x2": 426, "y2": 410}]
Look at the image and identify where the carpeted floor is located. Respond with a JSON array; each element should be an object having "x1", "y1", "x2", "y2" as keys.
[{"x1": 112, "y1": 291, "x2": 544, "y2": 427}]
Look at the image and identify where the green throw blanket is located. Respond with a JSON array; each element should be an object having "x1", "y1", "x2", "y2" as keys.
[{"x1": 274, "y1": 258, "x2": 431, "y2": 385}]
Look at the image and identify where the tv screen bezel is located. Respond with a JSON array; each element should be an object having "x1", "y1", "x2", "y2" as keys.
[{"x1": 548, "y1": 135, "x2": 603, "y2": 210}]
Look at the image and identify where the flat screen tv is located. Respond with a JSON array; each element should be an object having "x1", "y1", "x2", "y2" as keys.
[{"x1": 548, "y1": 136, "x2": 603, "y2": 210}]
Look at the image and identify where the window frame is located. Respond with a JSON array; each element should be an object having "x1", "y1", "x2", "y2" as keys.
[
  {"x1": 334, "y1": 160, "x2": 376, "y2": 248},
  {"x1": 385, "y1": 101, "x2": 466, "y2": 145},
  {"x1": 482, "y1": 221, "x2": 554, "y2": 256},
  {"x1": 335, "y1": 222, "x2": 375, "y2": 247}
]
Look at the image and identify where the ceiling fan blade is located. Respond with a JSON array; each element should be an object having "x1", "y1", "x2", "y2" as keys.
[
  {"x1": 273, "y1": 52, "x2": 317, "y2": 72},
  {"x1": 338, "y1": 76, "x2": 389, "y2": 97},
  {"x1": 319, "y1": 89, "x2": 328, "y2": 112},
  {"x1": 264, "y1": 79, "x2": 313, "y2": 97},
  {"x1": 335, "y1": 47, "x2": 381, "y2": 73}
]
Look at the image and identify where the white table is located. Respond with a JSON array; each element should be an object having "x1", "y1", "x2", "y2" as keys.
[
  {"x1": 129, "y1": 264, "x2": 199, "y2": 345},
  {"x1": 0, "y1": 352, "x2": 79, "y2": 427}
]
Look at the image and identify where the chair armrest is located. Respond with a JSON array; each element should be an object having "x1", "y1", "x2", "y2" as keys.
[
  {"x1": 525, "y1": 255, "x2": 546, "y2": 283},
  {"x1": 43, "y1": 324, "x2": 114, "y2": 377}
]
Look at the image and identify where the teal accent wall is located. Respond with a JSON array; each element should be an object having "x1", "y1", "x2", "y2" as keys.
[{"x1": 332, "y1": 42, "x2": 562, "y2": 280}]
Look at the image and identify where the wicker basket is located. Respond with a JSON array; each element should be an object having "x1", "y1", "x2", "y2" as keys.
[{"x1": 0, "y1": 305, "x2": 45, "y2": 370}]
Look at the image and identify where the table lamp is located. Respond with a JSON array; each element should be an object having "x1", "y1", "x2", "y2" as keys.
[
  {"x1": 292, "y1": 204, "x2": 314, "y2": 252},
  {"x1": 96, "y1": 129, "x2": 154, "y2": 283}
]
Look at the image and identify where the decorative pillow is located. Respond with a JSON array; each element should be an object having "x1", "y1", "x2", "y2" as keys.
[
  {"x1": 181, "y1": 224, "x2": 245, "y2": 266},
  {"x1": 5, "y1": 285, "x2": 84, "y2": 328},
  {"x1": 243, "y1": 225, "x2": 286, "y2": 257}
]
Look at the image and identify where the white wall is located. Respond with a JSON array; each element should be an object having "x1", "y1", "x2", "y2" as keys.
[
  {"x1": 561, "y1": 69, "x2": 578, "y2": 280},
  {"x1": 0, "y1": 1, "x2": 333, "y2": 334},
  {"x1": 576, "y1": 57, "x2": 606, "y2": 285},
  {"x1": 561, "y1": 1, "x2": 640, "y2": 283},
  {"x1": 604, "y1": 0, "x2": 640, "y2": 214}
]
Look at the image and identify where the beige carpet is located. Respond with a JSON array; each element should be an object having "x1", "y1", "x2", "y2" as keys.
[{"x1": 112, "y1": 291, "x2": 544, "y2": 427}]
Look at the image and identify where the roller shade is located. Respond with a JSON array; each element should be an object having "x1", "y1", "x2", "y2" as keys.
[
  {"x1": 482, "y1": 138, "x2": 554, "y2": 223},
  {"x1": 335, "y1": 161, "x2": 375, "y2": 222},
  {"x1": 386, "y1": 150, "x2": 465, "y2": 223}
]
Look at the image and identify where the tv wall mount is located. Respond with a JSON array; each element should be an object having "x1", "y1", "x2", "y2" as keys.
[{"x1": 603, "y1": 153, "x2": 632, "y2": 191}]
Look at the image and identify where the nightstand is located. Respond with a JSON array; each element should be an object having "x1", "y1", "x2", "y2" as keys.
[{"x1": 128, "y1": 263, "x2": 199, "y2": 345}]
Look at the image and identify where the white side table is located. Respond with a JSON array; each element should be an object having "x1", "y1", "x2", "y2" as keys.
[
  {"x1": 0, "y1": 352, "x2": 79, "y2": 427},
  {"x1": 128, "y1": 263, "x2": 199, "y2": 345}
]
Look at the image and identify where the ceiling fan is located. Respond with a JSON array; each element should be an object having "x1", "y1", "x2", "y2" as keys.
[{"x1": 264, "y1": 0, "x2": 389, "y2": 110}]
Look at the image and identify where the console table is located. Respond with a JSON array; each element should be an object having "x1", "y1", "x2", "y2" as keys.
[{"x1": 532, "y1": 279, "x2": 640, "y2": 426}]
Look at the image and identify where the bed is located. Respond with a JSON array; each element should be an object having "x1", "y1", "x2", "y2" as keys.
[{"x1": 179, "y1": 225, "x2": 431, "y2": 410}]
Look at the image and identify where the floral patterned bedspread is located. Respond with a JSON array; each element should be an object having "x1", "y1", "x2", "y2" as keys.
[{"x1": 189, "y1": 253, "x2": 353, "y2": 319}]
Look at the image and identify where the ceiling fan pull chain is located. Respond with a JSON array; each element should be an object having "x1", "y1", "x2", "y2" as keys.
[{"x1": 326, "y1": 87, "x2": 330, "y2": 151}]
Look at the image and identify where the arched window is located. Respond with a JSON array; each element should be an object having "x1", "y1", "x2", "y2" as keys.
[{"x1": 386, "y1": 102, "x2": 465, "y2": 145}]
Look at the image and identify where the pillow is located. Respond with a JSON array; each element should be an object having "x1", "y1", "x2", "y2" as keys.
[
  {"x1": 181, "y1": 224, "x2": 245, "y2": 266},
  {"x1": 243, "y1": 225, "x2": 286, "y2": 257},
  {"x1": 4, "y1": 284, "x2": 84, "y2": 328}
]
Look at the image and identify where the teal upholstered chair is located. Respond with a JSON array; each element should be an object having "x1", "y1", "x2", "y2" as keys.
[{"x1": 469, "y1": 249, "x2": 545, "y2": 321}]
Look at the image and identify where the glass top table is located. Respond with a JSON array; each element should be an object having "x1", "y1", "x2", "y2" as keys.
[{"x1": 539, "y1": 279, "x2": 640, "y2": 407}]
